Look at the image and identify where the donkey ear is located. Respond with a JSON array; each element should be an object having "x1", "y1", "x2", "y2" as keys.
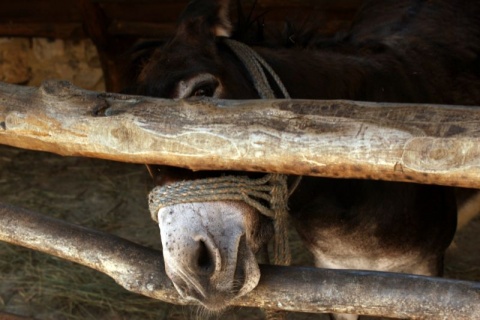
[{"x1": 177, "y1": 0, "x2": 232, "y2": 39}]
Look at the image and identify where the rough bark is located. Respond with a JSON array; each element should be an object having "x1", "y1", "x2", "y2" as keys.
[
  {"x1": 1, "y1": 80, "x2": 480, "y2": 188},
  {"x1": 1, "y1": 202, "x2": 478, "y2": 319}
]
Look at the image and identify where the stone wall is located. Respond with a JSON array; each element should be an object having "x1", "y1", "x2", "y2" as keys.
[{"x1": 0, "y1": 38, "x2": 105, "y2": 91}]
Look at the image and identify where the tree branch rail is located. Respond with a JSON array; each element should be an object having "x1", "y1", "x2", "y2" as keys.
[
  {"x1": 1, "y1": 80, "x2": 480, "y2": 188},
  {"x1": 1, "y1": 203, "x2": 479, "y2": 319}
]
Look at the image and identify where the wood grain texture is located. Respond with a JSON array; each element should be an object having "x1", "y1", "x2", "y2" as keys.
[
  {"x1": 1, "y1": 202, "x2": 478, "y2": 319},
  {"x1": 1, "y1": 80, "x2": 480, "y2": 188}
]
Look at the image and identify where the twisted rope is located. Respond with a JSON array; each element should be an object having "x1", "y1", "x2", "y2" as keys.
[
  {"x1": 217, "y1": 38, "x2": 295, "y2": 320},
  {"x1": 223, "y1": 39, "x2": 290, "y2": 99}
]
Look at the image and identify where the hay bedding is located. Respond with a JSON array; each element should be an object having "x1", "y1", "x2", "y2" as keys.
[
  {"x1": 0, "y1": 145, "x2": 170, "y2": 319},
  {"x1": 0, "y1": 145, "x2": 478, "y2": 319}
]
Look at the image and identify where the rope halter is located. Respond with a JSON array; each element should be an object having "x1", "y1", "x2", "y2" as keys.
[
  {"x1": 223, "y1": 39, "x2": 290, "y2": 99},
  {"x1": 148, "y1": 38, "x2": 294, "y2": 266}
]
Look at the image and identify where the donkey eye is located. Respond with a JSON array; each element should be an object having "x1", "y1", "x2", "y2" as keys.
[
  {"x1": 177, "y1": 74, "x2": 221, "y2": 99},
  {"x1": 191, "y1": 83, "x2": 216, "y2": 97}
]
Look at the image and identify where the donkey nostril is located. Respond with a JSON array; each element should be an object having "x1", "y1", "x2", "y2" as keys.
[
  {"x1": 196, "y1": 240, "x2": 215, "y2": 274},
  {"x1": 233, "y1": 235, "x2": 247, "y2": 288}
]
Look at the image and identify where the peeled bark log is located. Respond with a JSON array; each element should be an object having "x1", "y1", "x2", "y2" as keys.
[
  {"x1": 1, "y1": 80, "x2": 480, "y2": 188},
  {"x1": 1, "y1": 202, "x2": 478, "y2": 319}
]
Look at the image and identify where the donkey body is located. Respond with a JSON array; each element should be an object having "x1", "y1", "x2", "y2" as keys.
[{"x1": 128, "y1": 0, "x2": 480, "y2": 319}]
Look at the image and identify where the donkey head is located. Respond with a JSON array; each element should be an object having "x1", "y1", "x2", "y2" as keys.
[
  {"x1": 134, "y1": 0, "x2": 258, "y2": 100},
  {"x1": 132, "y1": 0, "x2": 274, "y2": 310}
]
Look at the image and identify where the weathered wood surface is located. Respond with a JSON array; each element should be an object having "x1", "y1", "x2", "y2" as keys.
[
  {"x1": 1, "y1": 80, "x2": 480, "y2": 188},
  {"x1": 1, "y1": 202, "x2": 478, "y2": 319}
]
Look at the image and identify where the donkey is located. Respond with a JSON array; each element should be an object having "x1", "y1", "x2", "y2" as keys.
[{"x1": 126, "y1": 0, "x2": 480, "y2": 319}]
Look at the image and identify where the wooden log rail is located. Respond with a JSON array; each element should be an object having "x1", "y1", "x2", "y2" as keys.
[
  {"x1": 1, "y1": 202, "x2": 479, "y2": 319},
  {"x1": 1, "y1": 80, "x2": 480, "y2": 188}
]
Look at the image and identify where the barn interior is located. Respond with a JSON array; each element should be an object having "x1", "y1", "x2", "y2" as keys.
[{"x1": 0, "y1": 1, "x2": 479, "y2": 319}]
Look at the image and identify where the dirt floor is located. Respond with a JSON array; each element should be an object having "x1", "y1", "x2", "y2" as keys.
[{"x1": 0, "y1": 145, "x2": 479, "y2": 320}]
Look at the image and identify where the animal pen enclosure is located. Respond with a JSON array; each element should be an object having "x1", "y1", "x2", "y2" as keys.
[{"x1": 0, "y1": 0, "x2": 479, "y2": 319}]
